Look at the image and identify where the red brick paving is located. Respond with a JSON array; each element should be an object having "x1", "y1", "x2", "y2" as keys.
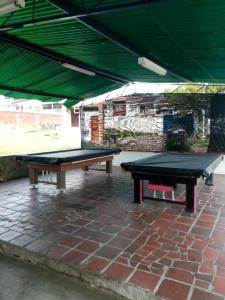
[
  {"x1": 128, "y1": 269, "x2": 160, "y2": 290},
  {"x1": 188, "y1": 249, "x2": 202, "y2": 262},
  {"x1": 173, "y1": 260, "x2": 199, "y2": 272},
  {"x1": 76, "y1": 240, "x2": 99, "y2": 253},
  {"x1": 195, "y1": 279, "x2": 210, "y2": 289},
  {"x1": 104, "y1": 262, "x2": 134, "y2": 281},
  {"x1": 95, "y1": 245, "x2": 122, "y2": 260},
  {"x1": 89, "y1": 231, "x2": 112, "y2": 243},
  {"x1": 59, "y1": 236, "x2": 82, "y2": 248},
  {"x1": 62, "y1": 249, "x2": 88, "y2": 265},
  {"x1": 166, "y1": 267, "x2": 194, "y2": 284},
  {"x1": 191, "y1": 288, "x2": 224, "y2": 300},
  {"x1": 60, "y1": 224, "x2": 79, "y2": 233},
  {"x1": 212, "y1": 276, "x2": 225, "y2": 295},
  {"x1": 0, "y1": 169, "x2": 225, "y2": 299},
  {"x1": 203, "y1": 246, "x2": 219, "y2": 261},
  {"x1": 48, "y1": 244, "x2": 70, "y2": 258},
  {"x1": 217, "y1": 266, "x2": 225, "y2": 278},
  {"x1": 156, "y1": 279, "x2": 190, "y2": 300},
  {"x1": 81, "y1": 256, "x2": 110, "y2": 272},
  {"x1": 216, "y1": 254, "x2": 225, "y2": 267},
  {"x1": 108, "y1": 236, "x2": 131, "y2": 249}
]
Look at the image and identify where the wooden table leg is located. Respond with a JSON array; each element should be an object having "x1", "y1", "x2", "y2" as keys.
[
  {"x1": 134, "y1": 177, "x2": 143, "y2": 205},
  {"x1": 186, "y1": 182, "x2": 197, "y2": 212},
  {"x1": 28, "y1": 167, "x2": 38, "y2": 188},
  {"x1": 106, "y1": 160, "x2": 112, "y2": 173},
  {"x1": 83, "y1": 166, "x2": 89, "y2": 172},
  {"x1": 57, "y1": 171, "x2": 66, "y2": 189}
]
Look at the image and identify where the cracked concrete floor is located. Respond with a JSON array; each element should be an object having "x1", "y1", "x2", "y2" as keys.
[{"x1": 0, "y1": 254, "x2": 124, "y2": 300}]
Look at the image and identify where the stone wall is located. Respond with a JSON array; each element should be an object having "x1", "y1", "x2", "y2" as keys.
[
  {"x1": 0, "y1": 111, "x2": 62, "y2": 130},
  {"x1": 104, "y1": 104, "x2": 163, "y2": 134},
  {"x1": 82, "y1": 110, "x2": 99, "y2": 141},
  {"x1": 0, "y1": 156, "x2": 28, "y2": 181},
  {"x1": 114, "y1": 135, "x2": 166, "y2": 152}
]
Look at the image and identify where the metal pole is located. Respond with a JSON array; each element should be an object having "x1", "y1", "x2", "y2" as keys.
[{"x1": 80, "y1": 105, "x2": 85, "y2": 148}]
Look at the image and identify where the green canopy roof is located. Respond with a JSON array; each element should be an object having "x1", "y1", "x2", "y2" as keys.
[{"x1": 1, "y1": 0, "x2": 225, "y2": 105}]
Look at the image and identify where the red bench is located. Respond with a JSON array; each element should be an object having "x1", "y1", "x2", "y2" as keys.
[{"x1": 147, "y1": 183, "x2": 175, "y2": 200}]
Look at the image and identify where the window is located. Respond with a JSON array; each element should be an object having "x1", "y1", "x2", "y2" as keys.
[
  {"x1": 71, "y1": 109, "x2": 79, "y2": 127},
  {"x1": 53, "y1": 103, "x2": 62, "y2": 109},
  {"x1": 43, "y1": 104, "x2": 52, "y2": 110},
  {"x1": 140, "y1": 105, "x2": 146, "y2": 114},
  {"x1": 113, "y1": 103, "x2": 126, "y2": 116}
]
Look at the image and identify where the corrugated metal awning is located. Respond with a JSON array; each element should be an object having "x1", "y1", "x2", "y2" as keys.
[{"x1": 0, "y1": 0, "x2": 225, "y2": 105}]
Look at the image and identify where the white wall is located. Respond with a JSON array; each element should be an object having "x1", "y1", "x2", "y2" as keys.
[{"x1": 105, "y1": 105, "x2": 163, "y2": 133}]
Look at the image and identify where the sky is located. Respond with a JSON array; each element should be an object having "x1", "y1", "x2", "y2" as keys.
[
  {"x1": 78, "y1": 82, "x2": 179, "y2": 106},
  {"x1": 0, "y1": 82, "x2": 179, "y2": 105}
]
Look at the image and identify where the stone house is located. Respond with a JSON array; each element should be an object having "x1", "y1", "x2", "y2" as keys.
[{"x1": 73, "y1": 93, "x2": 211, "y2": 152}]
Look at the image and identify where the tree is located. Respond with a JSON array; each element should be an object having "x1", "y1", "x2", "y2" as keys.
[
  {"x1": 163, "y1": 84, "x2": 221, "y2": 116},
  {"x1": 164, "y1": 84, "x2": 225, "y2": 152},
  {"x1": 164, "y1": 84, "x2": 225, "y2": 136},
  {"x1": 208, "y1": 94, "x2": 225, "y2": 152}
]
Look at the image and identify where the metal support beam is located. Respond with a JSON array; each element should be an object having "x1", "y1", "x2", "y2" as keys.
[
  {"x1": 0, "y1": 84, "x2": 79, "y2": 101},
  {"x1": 49, "y1": 0, "x2": 190, "y2": 82},
  {"x1": 86, "y1": 0, "x2": 170, "y2": 15},
  {"x1": 0, "y1": 0, "x2": 170, "y2": 31},
  {"x1": 50, "y1": 0, "x2": 170, "y2": 16},
  {"x1": 0, "y1": 32, "x2": 130, "y2": 85},
  {"x1": 0, "y1": 14, "x2": 67, "y2": 31}
]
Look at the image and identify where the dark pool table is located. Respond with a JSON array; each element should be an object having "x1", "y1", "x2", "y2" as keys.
[
  {"x1": 121, "y1": 153, "x2": 223, "y2": 212},
  {"x1": 16, "y1": 148, "x2": 120, "y2": 189}
]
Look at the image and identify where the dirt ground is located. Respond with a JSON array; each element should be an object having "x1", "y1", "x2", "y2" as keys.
[{"x1": 0, "y1": 124, "x2": 80, "y2": 155}]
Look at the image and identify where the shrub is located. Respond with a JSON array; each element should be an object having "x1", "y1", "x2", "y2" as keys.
[
  {"x1": 166, "y1": 136, "x2": 191, "y2": 152},
  {"x1": 104, "y1": 129, "x2": 159, "y2": 139}
]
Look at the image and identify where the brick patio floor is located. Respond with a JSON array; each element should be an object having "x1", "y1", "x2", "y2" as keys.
[{"x1": 0, "y1": 167, "x2": 225, "y2": 300}]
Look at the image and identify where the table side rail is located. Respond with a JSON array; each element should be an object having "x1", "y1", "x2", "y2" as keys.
[
  {"x1": 27, "y1": 155, "x2": 114, "y2": 172},
  {"x1": 131, "y1": 170, "x2": 198, "y2": 185}
]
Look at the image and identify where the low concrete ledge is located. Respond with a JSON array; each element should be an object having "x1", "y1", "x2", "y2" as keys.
[
  {"x1": 0, "y1": 241, "x2": 161, "y2": 300},
  {"x1": 0, "y1": 155, "x2": 28, "y2": 181}
]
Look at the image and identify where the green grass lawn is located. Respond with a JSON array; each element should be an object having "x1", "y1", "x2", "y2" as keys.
[
  {"x1": 189, "y1": 137, "x2": 209, "y2": 152},
  {"x1": 0, "y1": 129, "x2": 80, "y2": 156}
]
